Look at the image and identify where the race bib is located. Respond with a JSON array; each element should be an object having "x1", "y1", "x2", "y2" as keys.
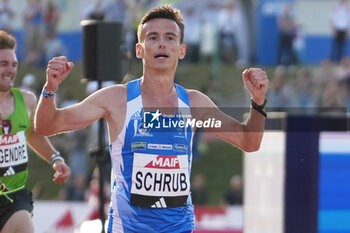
[
  {"x1": 130, "y1": 153, "x2": 190, "y2": 208},
  {"x1": 0, "y1": 131, "x2": 28, "y2": 176}
]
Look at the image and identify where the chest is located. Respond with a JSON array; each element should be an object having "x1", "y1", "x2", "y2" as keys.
[
  {"x1": 142, "y1": 94, "x2": 179, "y2": 111},
  {"x1": 0, "y1": 98, "x2": 14, "y2": 118},
  {"x1": 125, "y1": 107, "x2": 192, "y2": 154}
]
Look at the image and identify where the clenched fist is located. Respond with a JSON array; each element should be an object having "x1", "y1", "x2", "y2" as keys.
[
  {"x1": 45, "y1": 56, "x2": 74, "y2": 92},
  {"x1": 242, "y1": 68, "x2": 269, "y2": 105}
]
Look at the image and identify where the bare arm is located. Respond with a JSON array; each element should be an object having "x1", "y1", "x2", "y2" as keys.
[
  {"x1": 23, "y1": 91, "x2": 70, "y2": 184},
  {"x1": 190, "y1": 68, "x2": 268, "y2": 152},
  {"x1": 34, "y1": 56, "x2": 107, "y2": 136}
]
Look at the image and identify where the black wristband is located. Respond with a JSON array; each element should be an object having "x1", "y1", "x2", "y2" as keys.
[
  {"x1": 50, "y1": 151, "x2": 64, "y2": 165},
  {"x1": 251, "y1": 98, "x2": 267, "y2": 118}
]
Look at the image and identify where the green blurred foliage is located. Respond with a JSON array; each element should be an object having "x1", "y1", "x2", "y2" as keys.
[{"x1": 192, "y1": 136, "x2": 243, "y2": 205}]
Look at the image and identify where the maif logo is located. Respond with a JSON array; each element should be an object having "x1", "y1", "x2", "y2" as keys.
[
  {"x1": 0, "y1": 134, "x2": 19, "y2": 146},
  {"x1": 145, "y1": 155, "x2": 180, "y2": 169},
  {"x1": 143, "y1": 110, "x2": 222, "y2": 129}
]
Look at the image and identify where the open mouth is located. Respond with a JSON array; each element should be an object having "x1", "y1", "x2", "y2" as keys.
[
  {"x1": 2, "y1": 76, "x2": 14, "y2": 81},
  {"x1": 154, "y1": 53, "x2": 169, "y2": 58}
]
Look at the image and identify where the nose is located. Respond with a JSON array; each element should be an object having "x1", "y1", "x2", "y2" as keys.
[
  {"x1": 4, "y1": 66, "x2": 16, "y2": 77},
  {"x1": 158, "y1": 37, "x2": 166, "y2": 49},
  {"x1": 7, "y1": 66, "x2": 16, "y2": 74},
  {"x1": 158, "y1": 43, "x2": 165, "y2": 49}
]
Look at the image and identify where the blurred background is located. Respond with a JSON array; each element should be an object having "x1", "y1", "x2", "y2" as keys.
[{"x1": 2, "y1": 0, "x2": 350, "y2": 232}]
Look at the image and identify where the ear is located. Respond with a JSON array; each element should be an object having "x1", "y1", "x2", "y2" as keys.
[
  {"x1": 178, "y1": 43, "x2": 186, "y2": 60},
  {"x1": 135, "y1": 43, "x2": 143, "y2": 59}
]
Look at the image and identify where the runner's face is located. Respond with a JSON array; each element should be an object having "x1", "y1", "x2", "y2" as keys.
[
  {"x1": 0, "y1": 49, "x2": 18, "y2": 92},
  {"x1": 136, "y1": 18, "x2": 186, "y2": 71}
]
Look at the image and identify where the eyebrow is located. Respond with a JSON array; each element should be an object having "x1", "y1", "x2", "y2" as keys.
[
  {"x1": 0, "y1": 59, "x2": 18, "y2": 64},
  {"x1": 165, "y1": 32, "x2": 178, "y2": 37},
  {"x1": 145, "y1": 31, "x2": 178, "y2": 38}
]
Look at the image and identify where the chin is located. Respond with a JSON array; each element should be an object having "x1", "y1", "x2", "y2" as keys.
[
  {"x1": 4, "y1": 83, "x2": 14, "y2": 90},
  {"x1": 153, "y1": 63, "x2": 172, "y2": 69}
]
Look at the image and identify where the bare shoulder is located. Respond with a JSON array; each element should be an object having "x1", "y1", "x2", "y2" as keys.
[
  {"x1": 20, "y1": 90, "x2": 37, "y2": 111},
  {"x1": 88, "y1": 84, "x2": 127, "y2": 108},
  {"x1": 100, "y1": 84, "x2": 127, "y2": 99},
  {"x1": 187, "y1": 89, "x2": 215, "y2": 108}
]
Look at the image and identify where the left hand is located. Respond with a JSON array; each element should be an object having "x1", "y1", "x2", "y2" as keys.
[
  {"x1": 45, "y1": 56, "x2": 74, "y2": 92},
  {"x1": 52, "y1": 160, "x2": 71, "y2": 184},
  {"x1": 242, "y1": 68, "x2": 269, "y2": 105}
]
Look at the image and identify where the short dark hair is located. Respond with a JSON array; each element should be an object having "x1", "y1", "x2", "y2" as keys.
[
  {"x1": 137, "y1": 5, "x2": 185, "y2": 43},
  {"x1": 0, "y1": 30, "x2": 17, "y2": 50}
]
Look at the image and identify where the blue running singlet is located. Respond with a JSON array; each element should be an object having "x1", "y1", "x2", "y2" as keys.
[{"x1": 107, "y1": 78, "x2": 195, "y2": 233}]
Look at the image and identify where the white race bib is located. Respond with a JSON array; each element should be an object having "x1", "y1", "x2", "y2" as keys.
[
  {"x1": 0, "y1": 131, "x2": 28, "y2": 168},
  {"x1": 130, "y1": 153, "x2": 190, "y2": 208}
]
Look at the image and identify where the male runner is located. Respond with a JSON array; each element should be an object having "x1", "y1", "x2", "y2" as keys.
[
  {"x1": 0, "y1": 30, "x2": 70, "y2": 233},
  {"x1": 35, "y1": 5, "x2": 268, "y2": 233}
]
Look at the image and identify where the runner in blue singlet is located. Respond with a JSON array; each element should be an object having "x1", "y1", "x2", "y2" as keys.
[
  {"x1": 107, "y1": 78, "x2": 194, "y2": 232},
  {"x1": 35, "y1": 5, "x2": 269, "y2": 233}
]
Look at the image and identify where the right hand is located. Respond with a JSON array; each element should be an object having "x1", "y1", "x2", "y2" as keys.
[
  {"x1": 45, "y1": 56, "x2": 74, "y2": 91},
  {"x1": 52, "y1": 160, "x2": 71, "y2": 185}
]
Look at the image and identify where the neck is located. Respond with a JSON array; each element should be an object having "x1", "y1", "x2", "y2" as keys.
[
  {"x1": 140, "y1": 72, "x2": 179, "y2": 109},
  {"x1": 141, "y1": 69, "x2": 175, "y2": 97},
  {"x1": 0, "y1": 89, "x2": 11, "y2": 101},
  {"x1": 0, "y1": 89, "x2": 14, "y2": 117}
]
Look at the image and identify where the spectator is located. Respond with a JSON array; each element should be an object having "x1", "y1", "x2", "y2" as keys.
[
  {"x1": 334, "y1": 57, "x2": 350, "y2": 110},
  {"x1": 334, "y1": 56, "x2": 350, "y2": 82},
  {"x1": 334, "y1": 57, "x2": 350, "y2": 102},
  {"x1": 330, "y1": 0, "x2": 350, "y2": 63},
  {"x1": 201, "y1": 0, "x2": 220, "y2": 27},
  {"x1": 125, "y1": 0, "x2": 146, "y2": 57},
  {"x1": 182, "y1": 7, "x2": 200, "y2": 63},
  {"x1": 83, "y1": 0, "x2": 106, "y2": 21},
  {"x1": 277, "y1": 2, "x2": 297, "y2": 66},
  {"x1": 104, "y1": 0, "x2": 131, "y2": 55},
  {"x1": 217, "y1": 0, "x2": 241, "y2": 64},
  {"x1": 20, "y1": 73, "x2": 37, "y2": 95},
  {"x1": 104, "y1": 0, "x2": 127, "y2": 24},
  {"x1": 268, "y1": 66, "x2": 295, "y2": 110},
  {"x1": 294, "y1": 67, "x2": 315, "y2": 109},
  {"x1": 68, "y1": 132, "x2": 89, "y2": 177},
  {"x1": 22, "y1": 0, "x2": 45, "y2": 66},
  {"x1": 199, "y1": 0, "x2": 220, "y2": 63},
  {"x1": 199, "y1": 19, "x2": 216, "y2": 63},
  {"x1": 312, "y1": 59, "x2": 336, "y2": 106},
  {"x1": 43, "y1": 29, "x2": 66, "y2": 63},
  {"x1": 321, "y1": 81, "x2": 344, "y2": 109},
  {"x1": 43, "y1": 0, "x2": 61, "y2": 31},
  {"x1": 85, "y1": 168, "x2": 110, "y2": 219},
  {"x1": 345, "y1": 76, "x2": 350, "y2": 110},
  {"x1": 222, "y1": 175, "x2": 243, "y2": 206},
  {"x1": 191, "y1": 173, "x2": 208, "y2": 205},
  {"x1": 62, "y1": 174, "x2": 87, "y2": 201},
  {"x1": 0, "y1": 0, "x2": 14, "y2": 33}
]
